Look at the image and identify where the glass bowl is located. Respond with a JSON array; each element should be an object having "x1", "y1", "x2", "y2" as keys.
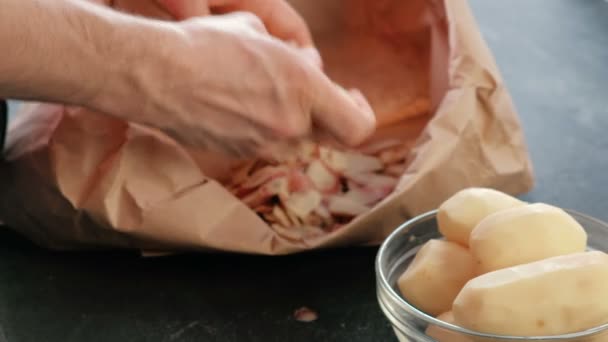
[{"x1": 375, "y1": 209, "x2": 608, "y2": 341}]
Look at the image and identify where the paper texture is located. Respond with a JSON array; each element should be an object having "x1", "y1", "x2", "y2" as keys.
[{"x1": 0, "y1": 0, "x2": 534, "y2": 254}]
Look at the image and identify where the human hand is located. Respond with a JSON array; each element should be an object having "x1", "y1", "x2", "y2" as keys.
[
  {"x1": 93, "y1": 10, "x2": 376, "y2": 157},
  {"x1": 155, "y1": 0, "x2": 314, "y2": 47},
  {"x1": 107, "y1": 0, "x2": 313, "y2": 48}
]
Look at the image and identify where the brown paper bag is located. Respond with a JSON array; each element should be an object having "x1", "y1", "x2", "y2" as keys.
[{"x1": 0, "y1": 0, "x2": 534, "y2": 254}]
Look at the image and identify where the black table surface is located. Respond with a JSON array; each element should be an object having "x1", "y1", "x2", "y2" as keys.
[{"x1": 2, "y1": 1, "x2": 608, "y2": 341}]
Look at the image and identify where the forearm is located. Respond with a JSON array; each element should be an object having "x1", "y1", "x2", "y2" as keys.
[{"x1": 0, "y1": 0, "x2": 166, "y2": 114}]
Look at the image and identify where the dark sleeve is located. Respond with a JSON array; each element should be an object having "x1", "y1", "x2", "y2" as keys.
[{"x1": 0, "y1": 99, "x2": 6, "y2": 155}]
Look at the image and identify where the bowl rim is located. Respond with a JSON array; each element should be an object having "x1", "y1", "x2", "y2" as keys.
[{"x1": 375, "y1": 208, "x2": 608, "y2": 340}]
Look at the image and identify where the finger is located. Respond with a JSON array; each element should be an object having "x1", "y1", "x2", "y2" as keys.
[
  {"x1": 307, "y1": 77, "x2": 377, "y2": 147},
  {"x1": 113, "y1": 0, "x2": 174, "y2": 20},
  {"x1": 300, "y1": 47, "x2": 323, "y2": 69},
  {"x1": 209, "y1": 0, "x2": 313, "y2": 47},
  {"x1": 285, "y1": 41, "x2": 322, "y2": 69},
  {"x1": 155, "y1": 0, "x2": 210, "y2": 19},
  {"x1": 226, "y1": 11, "x2": 268, "y2": 34}
]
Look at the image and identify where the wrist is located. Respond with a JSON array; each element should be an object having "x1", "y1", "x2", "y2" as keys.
[
  {"x1": 72, "y1": 2, "x2": 166, "y2": 121},
  {"x1": 0, "y1": 0, "x2": 178, "y2": 124},
  {"x1": 86, "y1": 14, "x2": 187, "y2": 126},
  {"x1": 0, "y1": 1, "x2": 109, "y2": 105}
]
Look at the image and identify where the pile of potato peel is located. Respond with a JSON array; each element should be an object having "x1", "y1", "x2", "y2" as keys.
[{"x1": 226, "y1": 140, "x2": 411, "y2": 239}]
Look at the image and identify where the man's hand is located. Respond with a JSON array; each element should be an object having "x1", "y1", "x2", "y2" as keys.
[
  {"x1": 109, "y1": 0, "x2": 314, "y2": 49},
  {"x1": 155, "y1": 0, "x2": 314, "y2": 47},
  {"x1": 94, "y1": 11, "x2": 375, "y2": 156},
  {"x1": 0, "y1": 0, "x2": 376, "y2": 157},
  {"x1": 96, "y1": 0, "x2": 376, "y2": 155}
]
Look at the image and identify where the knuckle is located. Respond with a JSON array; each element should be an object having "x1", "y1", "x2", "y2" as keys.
[
  {"x1": 284, "y1": 59, "x2": 314, "y2": 94},
  {"x1": 277, "y1": 108, "x2": 311, "y2": 139},
  {"x1": 275, "y1": 53, "x2": 315, "y2": 104},
  {"x1": 281, "y1": 120, "x2": 310, "y2": 139},
  {"x1": 234, "y1": 11, "x2": 265, "y2": 30}
]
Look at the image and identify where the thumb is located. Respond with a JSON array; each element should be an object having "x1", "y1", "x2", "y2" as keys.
[{"x1": 156, "y1": 0, "x2": 210, "y2": 19}]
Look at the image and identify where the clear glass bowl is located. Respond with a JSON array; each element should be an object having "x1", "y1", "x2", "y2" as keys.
[{"x1": 375, "y1": 209, "x2": 608, "y2": 342}]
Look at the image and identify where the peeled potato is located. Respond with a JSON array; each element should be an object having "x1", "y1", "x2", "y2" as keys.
[
  {"x1": 437, "y1": 188, "x2": 525, "y2": 246},
  {"x1": 397, "y1": 239, "x2": 476, "y2": 316},
  {"x1": 426, "y1": 311, "x2": 472, "y2": 342},
  {"x1": 453, "y1": 251, "x2": 608, "y2": 336},
  {"x1": 469, "y1": 203, "x2": 587, "y2": 273}
]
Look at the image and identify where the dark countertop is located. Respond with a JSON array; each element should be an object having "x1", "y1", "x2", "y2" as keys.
[{"x1": 2, "y1": 1, "x2": 608, "y2": 341}]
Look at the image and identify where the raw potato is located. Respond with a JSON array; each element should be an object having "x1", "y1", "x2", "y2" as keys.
[
  {"x1": 397, "y1": 239, "x2": 476, "y2": 316},
  {"x1": 452, "y1": 251, "x2": 608, "y2": 336},
  {"x1": 437, "y1": 188, "x2": 525, "y2": 246},
  {"x1": 425, "y1": 311, "x2": 472, "y2": 342},
  {"x1": 469, "y1": 203, "x2": 587, "y2": 273}
]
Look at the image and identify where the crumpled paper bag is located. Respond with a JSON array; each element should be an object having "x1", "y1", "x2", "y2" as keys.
[{"x1": 0, "y1": 0, "x2": 534, "y2": 254}]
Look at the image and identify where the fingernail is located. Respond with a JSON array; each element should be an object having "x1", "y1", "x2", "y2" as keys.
[
  {"x1": 348, "y1": 88, "x2": 376, "y2": 138},
  {"x1": 348, "y1": 89, "x2": 371, "y2": 111}
]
